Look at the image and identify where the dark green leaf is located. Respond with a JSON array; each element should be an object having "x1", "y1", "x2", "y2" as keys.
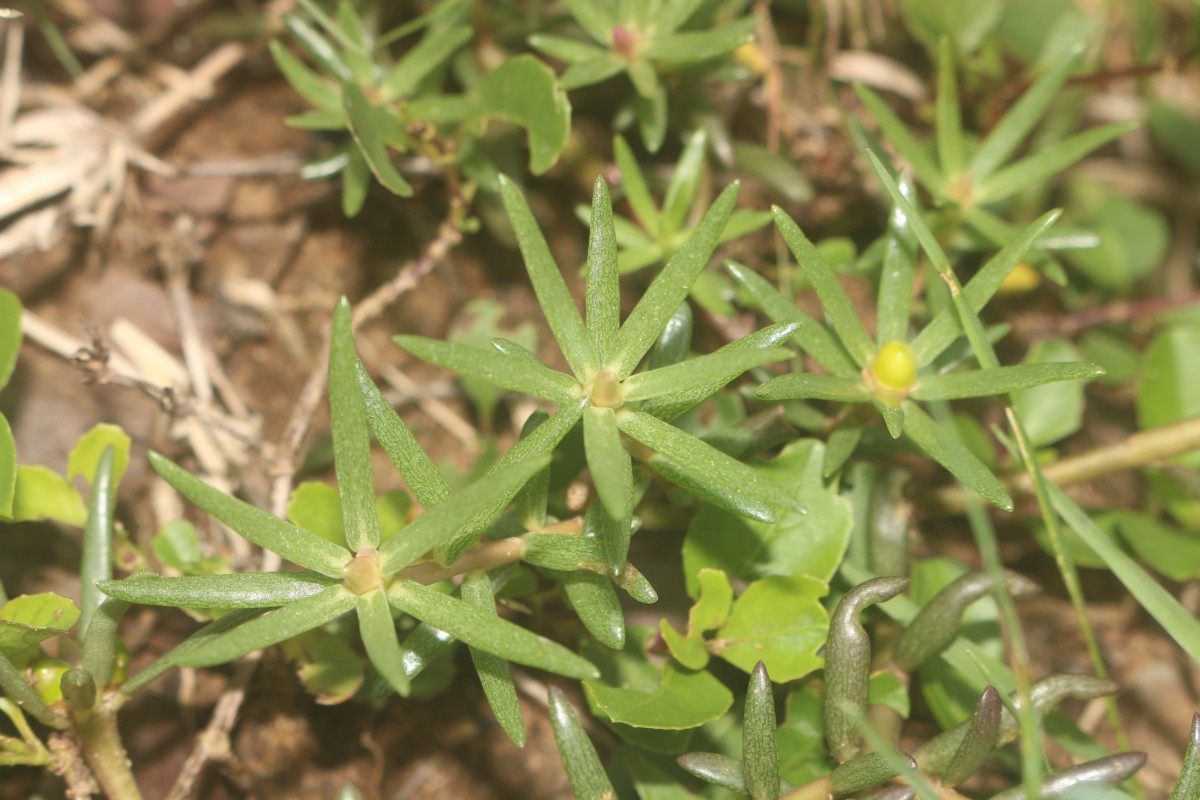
[
  {"x1": 941, "y1": 686, "x2": 1002, "y2": 787},
  {"x1": 81, "y1": 595, "x2": 131, "y2": 692},
  {"x1": 743, "y1": 662, "x2": 780, "y2": 800},
  {"x1": 1171, "y1": 714, "x2": 1200, "y2": 800},
  {"x1": 557, "y1": 567, "x2": 625, "y2": 651},
  {"x1": 462, "y1": 571, "x2": 525, "y2": 746},
  {"x1": 342, "y1": 83, "x2": 414, "y2": 197},
  {"x1": 676, "y1": 753, "x2": 748, "y2": 794},
  {"x1": 829, "y1": 751, "x2": 916, "y2": 796},
  {"x1": 990, "y1": 753, "x2": 1147, "y2": 800},
  {"x1": 97, "y1": 573, "x2": 336, "y2": 609},
  {"x1": 1149, "y1": 102, "x2": 1200, "y2": 177},
  {"x1": 549, "y1": 686, "x2": 616, "y2": 800},
  {"x1": 479, "y1": 56, "x2": 572, "y2": 175},
  {"x1": 357, "y1": 588, "x2": 411, "y2": 697}
]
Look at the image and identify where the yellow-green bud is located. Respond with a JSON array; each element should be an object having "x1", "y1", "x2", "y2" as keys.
[
  {"x1": 342, "y1": 550, "x2": 384, "y2": 595},
  {"x1": 588, "y1": 371, "x2": 623, "y2": 409}
]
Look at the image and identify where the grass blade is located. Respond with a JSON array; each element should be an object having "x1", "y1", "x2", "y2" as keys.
[
  {"x1": 393, "y1": 335, "x2": 579, "y2": 405},
  {"x1": 585, "y1": 178, "x2": 620, "y2": 365},
  {"x1": 357, "y1": 589, "x2": 411, "y2": 697},
  {"x1": 331, "y1": 298, "x2": 380, "y2": 553},
  {"x1": 548, "y1": 685, "x2": 615, "y2": 800},
  {"x1": 97, "y1": 573, "x2": 335, "y2": 609},
  {"x1": 772, "y1": 207, "x2": 875, "y2": 368},
  {"x1": 176, "y1": 585, "x2": 355, "y2": 667},
  {"x1": 583, "y1": 406, "x2": 633, "y2": 523},
  {"x1": 149, "y1": 452, "x2": 350, "y2": 578},
  {"x1": 356, "y1": 361, "x2": 452, "y2": 509},
  {"x1": 726, "y1": 261, "x2": 857, "y2": 376},
  {"x1": 913, "y1": 362, "x2": 1103, "y2": 401},
  {"x1": 388, "y1": 580, "x2": 599, "y2": 679},
  {"x1": 611, "y1": 183, "x2": 739, "y2": 378},
  {"x1": 462, "y1": 571, "x2": 526, "y2": 747},
  {"x1": 499, "y1": 175, "x2": 596, "y2": 375},
  {"x1": 623, "y1": 346, "x2": 792, "y2": 402}
]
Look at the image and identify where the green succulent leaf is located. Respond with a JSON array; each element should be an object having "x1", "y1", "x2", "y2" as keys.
[
  {"x1": 556, "y1": 567, "x2": 626, "y2": 651},
  {"x1": 357, "y1": 588, "x2": 411, "y2": 697},
  {"x1": 562, "y1": 0, "x2": 615, "y2": 44},
  {"x1": 876, "y1": 177, "x2": 919, "y2": 347},
  {"x1": 79, "y1": 447, "x2": 116, "y2": 642},
  {"x1": 342, "y1": 83, "x2": 413, "y2": 197},
  {"x1": 387, "y1": 579, "x2": 598, "y2": 679},
  {"x1": 97, "y1": 573, "x2": 337, "y2": 609},
  {"x1": 911, "y1": 362, "x2": 1102, "y2": 401},
  {"x1": 756, "y1": 373, "x2": 869, "y2": 403},
  {"x1": 660, "y1": 129, "x2": 708, "y2": 236},
  {"x1": 901, "y1": 403, "x2": 1011, "y2": 510},
  {"x1": 149, "y1": 452, "x2": 351, "y2": 578},
  {"x1": 624, "y1": 346, "x2": 792, "y2": 403},
  {"x1": 269, "y1": 40, "x2": 341, "y2": 114},
  {"x1": 743, "y1": 662, "x2": 781, "y2": 800},
  {"x1": 560, "y1": 55, "x2": 626, "y2": 90},
  {"x1": 478, "y1": 56, "x2": 572, "y2": 175},
  {"x1": 935, "y1": 38, "x2": 964, "y2": 179},
  {"x1": 330, "y1": 298, "x2": 380, "y2": 553},
  {"x1": 642, "y1": 17, "x2": 758, "y2": 64},
  {"x1": 528, "y1": 33, "x2": 609, "y2": 64},
  {"x1": 586, "y1": 177, "x2": 621, "y2": 364},
  {"x1": 462, "y1": 571, "x2": 526, "y2": 746},
  {"x1": 676, "y1": 752, "x2": 750, "y2": 794},
  {"x1": 941, "y1": 686, "x2": 1002, "y2": 787},
  {"x1": 80, "y1": 595, "x2": 132, "y2": 692},
  {"x1": 584, "y1": 406, "x2": 634, "y2": 524},
  {"x1": 1171, "y1": 714, "x2": 1200, "y2": 800},
  {"x1": 121, "y1": 608, "x2": 265, "y2": 694},
  {"x1": 549, "y1": 686, "x2": 616, "y2": 800},
  {"x1": 829, "y1": 751, "x2": 916, "y2": 796},
  {"x1": 393, "y1": 336, "x2": 578, "y2": 405}
]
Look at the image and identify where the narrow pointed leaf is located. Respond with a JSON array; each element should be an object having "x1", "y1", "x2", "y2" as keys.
[
  {"x1": 618, "y1": 409, "x2": 802, "y2": 521},
  {"x1": 877, "y1": 178, "x2": 919, "y2": 347},
  {"x1": 584, "y1": 406, "x2": 633, "y2": 524},
  {"x1": 79, "y1": 447, "x2": 115, "y2": 642},
  {"x1": 331, "y1": 298, "x2": 379, "y2": 552},
  {"x1": 499, "y1": 175, "x2": 596, "y2": 375},
  {"x1": 661, "y1": 129, "x2": 708, "y2": 235},
  {"x1": 80, "y1": 596, "x2": 129, "y2": 692},
  {"x1": 625, "y1": 347, "x2": 792, "y2": 403},
  {"x1": 528, "y1": 33, "x2": 608, "y2": 64},
  {"x1": 176, "y1": 585, "x2": 355, "y2": 667},
  {"x1": 563, "y1": 0, "x2": 615, "y2": 44},
  {"x1": 149, "y1": 452, "x2": 351, "y2": 577},
  {"x1": 462, "y1": 571, "x2": 525, "y2": 746},
  {"x1": 854, "y1": 85, "x2": 943, "y2": 193},
  {"x1": 969, "y1": 45, "x2": 1082, "y2": 183},
  {"x1": 935, "y1": 38, "x2": 964, "y2": 178},
  {"x1": 911, "y1": 210, "x2": 1062, "y2": 366},
  {"x1": 941, "y1": 686, "x2": 1002, "y2": 787},
  {"x1": 394, "y1": 336, "x2": 578, "y2": 404},
  {"x1": 901, "y1": 403, "x2": 1011, "y2": 510},
  {"x1": 269, "y1": 40, "x2": 341, "y2": 113},
  {"x1": 97, "y1": 573, "x2": 336, "y2": 609},
  {"x1": 342, "y1": 84, "x2": 413, "y2": 197},
  {"x1": 757, "y1": 373, "x2": 869, "y2": 403},
  {"x1": 913, "y1": 362, "x2": 1102, "y2": 401},
  {"x1": 648, "y1": 302, "x2": 692, "y2": 371},
  {"x1": 641, "y1": 323, "x2": 797, "y2": 421},
  {"x1": 514, "y1": 410, "x2": 551, "y2": 530},
  {"x1": 586, "y1": 494, "x2": 634, "y2": 583},
  {"x1": 642, "y1": 17, "x2": 758, "y2": 63},
  {"x1": 560, "y1": 55, "x2": 626, "y2": 90},
  {"x1": 974, "y1": 123, "x2": 1136, "y2": 206},
  {"x1": 772, "y1": 207, "x2": 875, "y2": 368},
  {"x1": 1171, "y1": 713, "x2": 1200, "y2": 800},
  {"x1": 356, "y1": 361, "x2": 452, "y2": 509},
  {"x1": 743, "y1": 662, "x2": 780, "y2": 800},
  {"x1": 613, "y1": 134, "x2": 660, "y2": 233},
  {"x1": 677, "y1": 753, "x2": 748, "y2": 793},
  {"x1": 387, "y1": 580, "x2": 598, "y2": 679},
  {"x1": 357, "y1": 588, "x2": 411, "y2": 696},
  {"x1": 612, "y1": 183, "x2": 739, "y2": 378},
  {"x1": 880, "y1": 403, "x2": 905, "y2": 439},
  {"x1": 830, "y1": 751, "x2": 916, "y2": 796},
  {"x1": 382, "y1": 25, "x2": 472, "y2": 99},
  {"x1": 990, "y1": 753, "x2": 1147, "y2": 800},
  {"x1": 556, "y1": 568, "x2": 625, "y2": 650},
  {"x1": 726, "y1": 261, "x2": 857, "y2": 376},
  {"x1": 586, "y1": 177, "x2": 620, "y2": 364},
  {"x1": 380, "y1": 453, "x2": 550, "y2": 572},
  {"x1": 549, "y1": 686, "x2": 615, "y2": 800},
  {"x1": 121, "y1": 608, "x2": 264, "y2": 693}
]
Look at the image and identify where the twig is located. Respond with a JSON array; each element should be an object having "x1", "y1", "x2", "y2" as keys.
[
  {"x1": 0, "y1": 10, "x2": 22, "y2": 156},
  {"x1": 131, "y1": 42, "x2": 248, "y2": 141},
  {"x1": 1019, "y1": 290, "x2": 1200, "y2": 339}
]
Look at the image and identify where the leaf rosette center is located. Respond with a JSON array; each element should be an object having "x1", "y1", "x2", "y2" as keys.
[
  {"x1": 342, "y1": 549, "x2": 385, "y2": 595},
  {"x1": 587, "y1": 370, "x2": 624, "y2": 409}
]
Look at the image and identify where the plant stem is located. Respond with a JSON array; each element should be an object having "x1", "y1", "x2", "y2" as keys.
[{"x1": 72, "y1": 699, "x2": 142, "y2": 800}]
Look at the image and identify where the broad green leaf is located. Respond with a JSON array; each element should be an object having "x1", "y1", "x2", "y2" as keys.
[
  {"x1": 1114, "y1": 512, "x2": 1200, "y2": 582},
  {"x1": 478, "y1": 56, "x2": 572, "y2": 175},
  {"x1": 560, "y1": 55, "x2": 627, "y2": 90},
  {"x1": 969, "y1": 44, "x2": 1081, "y2": 182},
  {"x1": 1011, "y1": 339, "x2": 1088, "y2": 447},
  {"x1": 660, "y1": 129, "x2": 708, "y2": 236},
  {"x1": 282, "y1": 629, "x2": 363, "y2": 705},
  {"x1": 152, "y1": 520, "x2": 202, "y2": 570},
  {"x1": 868, "y1": 671, "x2": 911, "y2": 718},
  {"x1": 1065, "y1": 194, "x2": 1169, "y2": 291},
  {"x1": 585, "y1": 660, "x2": 732, "y2": 730},
  {"x1": 287, "y1": 481, "x2": 346, "y2": 546},
  {"x1": 393, "y1": 336, "x2": 578, "y2": 404},
  {"x1": 382, "y1": 25, "x2": 472, "y2": 99},
  {"x1": 330, "y1": 298, "x2": 379, "y2": 552},
  {"x1": 725, "y1": 261, "x2": 857, "y2": 376},
  {"x1": 690, "y1": 569, "x2": 734, "y2": 632},
  {"x1": 356, "y1": 361, "x2": 451, "y2": 509},
  {"x1": 150, "y1": 452, "x2": 351, "y2": 578},
  {"x1": 342, "y1": 83, "x2": 414, "y2": 197},
  {"x1": 901, "y1": 403, "x2": 1012, "y2": 510},
  {"x1": 823, "y1": 424, "x2": 863, "y2": 477},
  {"x1": 639, "y1": 323, "x2": 798, "y2": 422},
  {"x1": 462, "y1": 571, "x2": 525, "y2": 746},
  {"x1": 357, "y1": 588, "x2": 411, "y2": 696},
  {"x1": 973, "y1": 123, "x2": 1136, "y2": 205},
  {"x1": 10, "y1": 466, "x2": 86, "y2": 526},
  {"x1": 0, "y1": 414, "x2": 14, "y2": 518},
  {"x1": 756, "y1": 373, "x2": 869, "y2": 403},
  {"x1": 618, "y1": 409, "x2": 796, "y2": 522},
  {"x1": 387, "y1": 579, "x2": 598, "y2": 679},
  {"x1": 68, "y1": 423, "x2": 130, "y2": 490},
  {"x1": 585, "y1": 178, "x2": 620, "y2": 364},
  {"x1": 549, "y1": 686, "x2": 615, "y2": 800},
  {"x1": 1137, "y1": 325, "x2": 1200, "y2": 441},
  {"x1": 1050, "y1": 484, "x2": 1200, "y2": 664},
  {"x1": 613, "y1": 135, "x2": 660, "y2": 234},
  {"x1": 0, "y1": 651, "x2": 64, "y2": 730},
  {"x1": 642, "y1": 17, "x2": 758, "y2": 63},
  {"x1": 712, "y1": 575, "x2": 828, "y2": 681},
  {"x1": 176, "y1": 585, "x2": 355, "y2": 667},
  {"x1": 911, "y1": 210, "x2": 1062, "y2": 366},
  {"x1": 612, "y1": 183, "x2": 739, "y2": 378},
  {"x1": 563, "y1": 0, "x2": 615, "y2": 44},
  {"x1": 682, "y1": 440, "x2": 852, "y2": 595},
  {"x1": 379, "y1": 453, "x2": 549, "y2": 572},
  {"x1": 499, "y1": 175, "x2": 595, "y2": 375},
  {"x1": 912, "y1": 362, "x2": 1102, "y2": 401},
  {"x1": 935, "y1": 38, "x2": 964, "y2": 178},
  {"x1": 854, "y1": 85, "x2": 943, "y2": 194},
  {"x1": 772, "y1": 208, "x2": 875, "y2": 368},
  {"x1": 556, "y1": 568, "x2": 625, "y2": 651},
  {"x1": 269, "y1": 41, "x2": 341, "y2": 113},
  {"x1": 79, "y1": 447, "x2": 115, "y2": 641},
  {"x1": 877, "y1": 178, "x2": 919, "y2": 347},
  {"x1": 584, "y1": 406, "x2": 633, "y2": 525},
  {"x1": 97, "y1": 573, "x2": 335, "y2": 608},
  {"x1": 659, "y1": 623, "x2": 707, "y2": 671},
  {"x1": 0, "y1": 593, "x2": 80, "y2": 657},
  {"x1": 0, "y1": 288, "x2": 20, "y2": 390},
  {"x1": 528, "y1": 33, "x2": 609, "y2": 64},
  {"x1": 624, "y1": 347, "x2": 791, "y2": 403}
]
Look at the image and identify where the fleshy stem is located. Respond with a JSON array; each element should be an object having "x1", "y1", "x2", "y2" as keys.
[{"x1": 71, "y1": 695, "x2": 142, "y2": 800}]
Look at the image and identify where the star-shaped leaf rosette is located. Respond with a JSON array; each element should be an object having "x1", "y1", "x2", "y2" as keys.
[
  {"x1": 395, "y1": 175, "x2": 801, "y2": 574},
  {"x1": 98, "y1": 300, "x2": 599, "y2": 746},
  {"x1": 736, "y1": 165, "x2": 1104, "y2": 510}
]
